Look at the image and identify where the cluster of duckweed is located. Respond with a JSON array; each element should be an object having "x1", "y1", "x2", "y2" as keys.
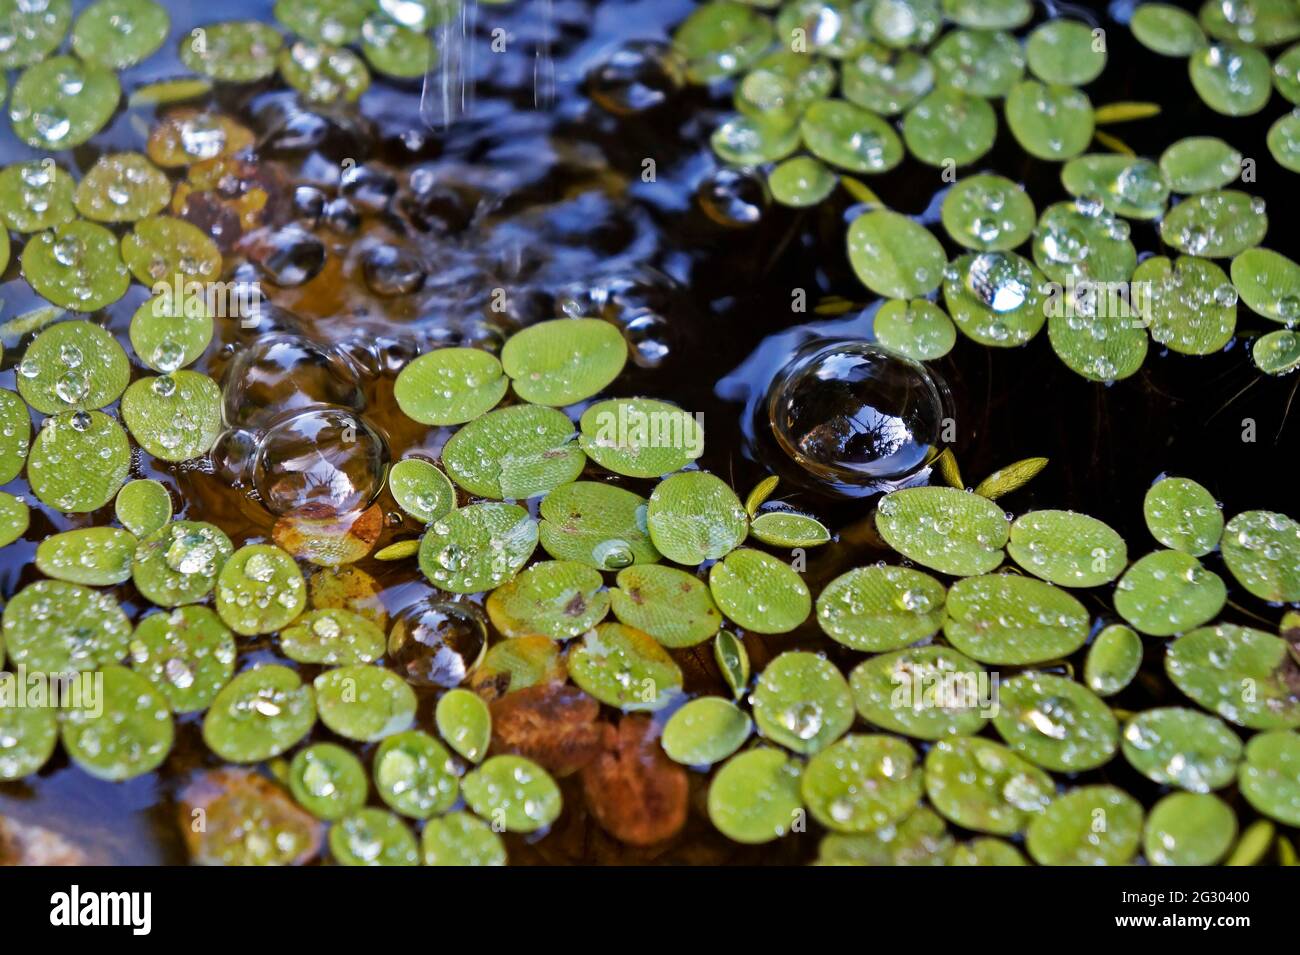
[
  {"x1": 678, "y1": 0, "x2": 1300, "y2": 377},
  {"x1": 0, "y1": 0, "x2": 1298, "y2": 869}
]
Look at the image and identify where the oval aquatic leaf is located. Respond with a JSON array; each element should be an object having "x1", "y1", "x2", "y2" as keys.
[
  {"x1": 215, "y1": 544, "x2": 306, "y2": 636},
  {"x1": 875, "y1": 486, "x2": 1010, "y2": 576},
  {"x1": 361, "y1": 17, "x2": 434, "y2": 79},
  {"x1": 769, "y1": 156, "x2": 837, "y2": 208},
  {"x1": 315, "y1": 665, "x2": 416, "y2": 742},
  {"x1": 461, "y1": 755, "x2": 562, "y2": 833},
  {"x1": 435, "y1": 688, "x2": 491, "y2": 763},
  {"x1": 1231, "y1": 247, "x2": 1300, "y2": 324},
  {"x1": 646, "y1": 471, "x2": 747, "y2": 566},
  {"x1": 578, "y1": 397, "x2": 703, "y2": 478},
  {"x1": 872, "y1": 299, "x2": 956, "y2": 361},
  {"x1": 27, "y1": 410, "x2": 129, "y2": 513},
  {"x1": 850, "y1": 645, "x2": 989, "y2": 740},
  {"x1": 901, "y1": 88, "x2": 996, "y2": 167},
  {"x1": 752, "y1": 651, "x2": 854, "y2": 755},
  {"x1": 0, "y1": 698, "x2": 57, "y2": 780},
  {"x1": 122, "y1": 371, "x2": 222, "y2": 462},
  {"x1": 707, "y1": 748, "x2": 803, "y2": 844},
  {"x1": 538, "y1": 481, "x2": 660, "y2": 570},
  {"x1": 847, "y1": 209, "x2": 946, "y2": 299},
  {"x1": 940, "y1": 174, "x2": 1036, "y2": 252},
  {"x1": 748, "y1": 511, "x2": 830, "y2": 548},
  {"x1": 943, "y1": 573, "x2": 1090, "y2": 664},
  {"x1": 373, "y1": 730, "x2": 459, "y2": 819},
  {"x1": 1267, "y1": 110, "x2": 1300, "y2": 171},
  {"x1": 1026, "y1": 20, "x2": 1105, "y2": 86},
  {"x1": 1114, "y1": 549, "x2": 1226, "y2": 636},
  {"x1": 289, "y1": 743, "x2": 368, "y2": 821},
  {"x1": 1144, "y1": 792, "x2": 1237, "y2": 866},
  {"x1": 714, "y1": 629, "x2": 750, "y2": 700},
  {"x1": 21, "y1": 221, "x2": 130, "y2": 312},
  {"x1": 1159, "y1": 136, "x2": 1243, "y2": 193},
  {"x1": 394, "y1": 347, "x2": 507, "y2": 426},
  {"x1": 816, "y1": 803, "x2": 954, "y2": 864},
  {"x1": 711, "y1": 112, "x2": 800, "y2": 165},
  {"x1": 202, "y1": 665, "x2": 316, "y2": 762},
  {"x1": 1143, "y1": 476, "x2": 1223, "y2": 556},
  {"x1": 329, "y1": 809, "x2": 418, "y2": 866},
  {"x1": 421, "y1": 812, "x2": 506, "y2": 866},
  {"x1": 1061, "y1": 155, "x2": 1169, "y2": 220},
  {"x1": 610, "y1": 563, "x2": 721, "y2": 648},
  {"x1": 17, "y1": 319, "x2": 129, "y2": 414},
  {"x1": 418, "y1": 502, "x2": 537, "y2": 593},
  {"x1": 62, "y1": 666, "x2": 173, "y2": 781},
  {"x1": 1034, "y1": 200, "x2": 1137, "y2": 285},
  {"x1": 1167, "y1": 624, "x2": 1300, "y2": 730},
  {"x1": 1254, "y1": 328, "x2": 1300, "y2": 374},
  {"x1": 1005, "y1": 80, "x2": 1094, "y2": 161},
  {"x1": 802, "y1": 734, "x2": 922, "y2": 834},
  {"x1": 0, "y1": 390, "x2": 30, "y2": 485},
  {"x1": 925, "y1": 736, "x2": 1053, "y2": 835},
  {"x1": 1084, "y1": 623, "x2": 1143, "y2": 697},
  {"x1": 1026, "y1": 785, "x2": 1142, "y2": 866},
  {"x1": 129, "y1": 293, "x2": 213, "y2": 373},
  {"x1": 672, "y1": 1, "x2": 773, "y2": 83},
  {"x1": 1239, "y1": 730, "x2": 1300, "y2": 826},
  {"x1": 1189, "y1": 43, "x2": 1271, "y2": 115},
  {"x1": 1121, "y1": 706, "x2": 1242, "y2": 792},
  {"x1": 121, "y1": 215, "x2": 222, "y2": 286},
  {"x1": 486, "y1": 560, "x2": 610, "y2": 640},
  {"x1": 816, "y1": 565, "x2": 945, "y2": 652},
  {"x1": 9, "y1": 55, "x2": 120, "y2": 150},
  {"x1": 1007, "y1": 509, "x2": 1127, "y2": 586},
  {"x1": 1221, "y1": 510, "x2": 1300, "y2": 602},
  {"x1": 132, "y1": 520, "x2": 232, "y2": 606},
  {"x1": 943, "y1": 251, "x2": 1049, "y2": 347},
  {"x1": 992, "y1": 672, "x2": 1118, "y2": 772},
  {"x1": 442, "y1": 403, "x2": 584, "y2": 500},
  {"x1": 0, "y1": 160, "x2": 76, "y2": 232},
  {"x1": 129, "y1": 606, "x2": 235, "y2": 714},
  {"x1": 390, "y1": 459, "x2": 456, "y2": 526},
  {"x1": 179, "y1": 19, "x2": 282, "y2": 82},
  {"x1": 1132, "y1": 3, "x2": 1206, "y2": 56},
  {"x1": 501, "y1": 318, "x2": 627, "y2": 407},
  {"x1": 1160, "y1": 190, "x2": 1267, "y2": 258},
  {"x1": 0, "y1": 493, "x2": 29, "y2": 548},
  {"x1": 2, "y1": 579, "x2": 130, "y2": 673},
  {"x1": 0, "y1": 0, "x2": 71, "y2": 69},
  {"x1": 662, "y1": 697, "x2": 752, "y2": 766},
  {"x1": 72, "y1": 0, "x2": 169, "y2": 69},
  {"x1": 567, "y1": 622, "x2": 682, "y2": 711},
  {"x1": 708, "y1": 548, "x2": 811, "y2": 634},
  {"x1": 279, "y1": 41, "x2": 371, "y2": 104},
  {"x1": 929, "y1": 28, "x2": 1024, "y2": 98},
  {"x1": 36, "y1": 527, "x2": 135, "y2": 586},
  {"x1": 279, "y1": 608, "x2": 385, "y2": 666},
  {"x1": 1131, "y1": 255, "x2": 1237, "y2": 355},
  {"x1": 801, "y1": 99, "x2": 903, "y2": 174}
]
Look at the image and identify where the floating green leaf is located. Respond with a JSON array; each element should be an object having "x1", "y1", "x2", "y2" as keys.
[
  {"x1": 329, "y1": 808, "x2": 418, "y2": 866},
  {"x1": 662, "y1": 697, "x2": 752, "y2": 766},
  {"x1": 801, "y1": 99, "x2": 903, "y2": 174},
  {"x1": 1267, "y1": 109, "x2": 1300, "y2": 171},
  {"x1": 849, "y1": 645, "x2": 989, "y2": 740},
  {"x1": 1035, "y1": 200, "x2": 1137, "y2": 285},
  {"x1": 0, "y1": 492, "x2": 29, "y2": 548},
  {"x1": 132, "y1": 520, "x2": 232, "y2": 606},
  {"x1": 901, "y1": 88, "x2": 996, "y2": 167},
  {"x1": 0, "y1": 0, "x2": 71, "y2": 69},
  {"x1": 578, "y1": 397, "x2": 703, "y2": 478},
  {"x1": 1114, "y1": 549, "x2": 1226, "y2": 636},
  {"x1": 1005, "y1": 80, "x2": 1094, "y2": 161},
  {"x1": 610, "y1": 563, "x2": 721, "y2": 647},
  {"x1": 1007, "y1": 509, "x2": 1127, "y2": 586},
  {"x1": 443, "y1": 403, "x2": 584, "y2": 500},
  {"x1": 361, "y1": 16, "x2": 434, "y2": 79},
  {"x1": 1131, "y1": 3, "x2": 1206, "y2": 56},
  {"x1": 314, "y1": 665, "x2": 416, "y2": 742},
  {"x1": 1121, "y1": 706, "x2": 1242, "y2": 792},
  {"x1": 179, "y1": 19, "x2": 282, "y2": 82},
  {"x1": 1167, "y1": 624, "x2": 1300, "y2": 730},
  {"x1": 0, "y1": 160, "x2": 75, "y2": 232},
  {"x1": 2, "y1": 579, "x2": 129, "y2": 673},
  {"x1": 929, "y1": 28, "x2": 1024, "y2": 98},
  {"x1": 873, "y1": 299, "x2": 957, "y2": 361},
  {"x1": 1221, "y1": 510, "x2": 1300, "y2": 601},
  {"x1": 843, "y1": 45, "x2": 933, "y2": 114},
  {"x1": 215, "y1": 544, "x2": 306, "y2": 636},
  {"x1": 486, "y1": 560, "x2": 609, "y2": 640},
  {"x1": 711, "y1": 112, "x2": 800, "y2": 165},
  {"x1": 435, "y1": 688, "x2": 491, "y2": 763},
  {"x1": 708, "y1": 548, "x2": 810, "y2": 634},
  {"x1": 393, "y1": 348, "x2": 506, "y2": 426},
  {"x1": 803, "y1": 734, "x2": 922, "y2": 833},
  {"x1": 373, "y1": 730, "x2": 459, "y2": 819},
  {"x1": 925, "y1": 736, "x2": 1053, "y2": 835},
  {"x1": 388, "y1": 458, "x2": 456, "y2": 525},
  {"x1": 1239, "y1": 730, "x2": 1300, "y2": 826},
  {"x1": 129, "y1": 606, "x2": 235, "y2": 714},
  {"x1": 1158, "y1": 136, "x2": 1242, "y2": 192},
  {"x1": 941, "y1": 174, "x2": 1036, "y2": 252},
  {"x1": 816, "y1": 565, "x2": 945, "y2": 651},
  {"x1": 1189, "y1": 43, "x2": 1271, "y2": 115},
  {"x1": 942, "y1": 0, "x2": 1031, "y2": 30},
  {"x1": 21, "y1": 222, "x2": 131, "y2": 312},
  {"x1": 567, "y1": 622, "x2": 683, "y2": 711},
  {"x1": 72, "y1": 0, "x2": 169, "y2": 69},
  {"x1": 0, "y1": 698, "x2": 57, "y2": 780},
  {"x1": 418, "y1": 502, "x2": 537, "y2": 593},
  {"x1": 279, "y1": 40, "x2": 370, "y2": 104},
  {"x1": 714, "y1": 629, "x2": 750, "y2": 700},
  {"x1": 1084, "y1": 623, "x2": 1143, "y2": 697},
  {"x1": 129, "y1": 293, "x2": 213, "y2": 374},
  {"x1": 992, "y1": 672, "x2": 1118, "y2": 772},
  {"x1": 18, "y1": 320, "x2": 129, "y2": 415},
  {"x1": 121, "y1": 215, "x2": 222, "y2": 286},
  {"x1": 1144, "y1": 792, "x2": 1237, "y2": 866},
  {"x1": 1143, "y1": 476, "x2": 1223, "y2": 555},
  {"x1": 1026, "y1": 785, "x2": 1142, "y2": 865},
  {"x1": 1061, "y1": 155, "x2": 1169, "y2": 220},
  {"x1": 673, "y1": 1, "x2": 773, "y2": 83},
  {"x1": 817, "y1": 804, "x2": 954, "y2": 864},
  {"x1": 1201, "y1": 0, "x2": 1300, "y2": 46},
  {"x1": 1162, "y1": 190, "x2": 1268, "y2": 259},
  {"x1": 943, "y1": 251, "x2": 1049, "y2": 347},
  {"x1": 280, "y1": 608, "x2": 385, "y2": 665},
  {"x1": 1026, "y1": 20, "x2": 1105, "y2": 86},
  {"x1": 1131, "y1": 255, "x2": 1237, "y2": 355},
  {"x1": 122, "y1": 371, "x2": 222, "y2": 462},
  {"x1": 767, "y1": 156, "x2": 838, "y2": 208},
  {"x1": 9, "y1": 55, "x2": 120, "y2": 149},
  {"x1": 501, "y1": 318, "x2": 626, "y2": 407},
  {"x1": 275, "y1": 0, "x2": 367, "y2": 43},
  {"x1": 1254, "y1": 328, "x2": 1300, "y2": 374},
  {"x1": 875, "y1": 486, "x2": 1009, "y2": 576},
  {"x1": 421, "y1": 812, "x2": 507, "y2": 866},
  {"x1": 646, "y1": 470, "x2": 747, "y2": 566},
  {"x1": 461, "y1": 755, "x2": 562, "y2": 833},
  {"x1": 27, "y1": 410, "x2": 129, "y2": 512},
  {"x1": 202, "y1": 665, "x2": 316, "y2": 762},
  {"x1": 36, "y1": 527, "x2": 135, "y2": 586},
  {"x1": 943, "y1": 573, "x2": 1090, "y2": 664},
  {"x1": 847, "y1": 209, "x2": 946, "y2": 299},
  {"x1": 289, "y1": 743, "x2": 368, "y2": 821},
  {"x1": 62, "y1": 666, "x2": 173, "y2": 781},
  {"x1": 538, "y1": 481, "x2": 660, "y2": 570},
  {"x1": 752, "y1": 651, "x2": 853, "y2": 755},
  {"x1": 707, "y1": 748, "x2": 803, "y2": 844},
  {"x1": 1231, "y1": 247, "x2": 1300, "y2": 324}
]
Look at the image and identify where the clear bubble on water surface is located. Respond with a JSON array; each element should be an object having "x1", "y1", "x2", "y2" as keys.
[
  {"x1": 251, "y1": 407, "x2": 388, "y2": 518},
  {"x1": 222, "y1": 334, "x2": 365, "y2": 430},
  {"x1": 387, "y1": 600, "x2": 488, "y2": 689}
]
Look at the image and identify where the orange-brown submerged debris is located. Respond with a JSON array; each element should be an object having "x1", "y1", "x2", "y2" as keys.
[{"x1": 581, "y1": 715, "x2": 688, "y2": 847}]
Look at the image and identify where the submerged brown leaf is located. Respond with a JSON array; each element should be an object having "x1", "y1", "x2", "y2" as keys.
[
  {"x1": 0, "y1": 816, "x2": 90, "y2": 865},
  {"x1": 179, "y1": 769, "x2": 322, "y2": 866},
  {"x1": 581, "y1": 714, "x2": 688, "y2": 847},
  {"x1": 273, "y1": 503, "x2": 383, "y2": 567},
  {"x1": 489, "y1": 683, "x2": 605, "y2": 776}
]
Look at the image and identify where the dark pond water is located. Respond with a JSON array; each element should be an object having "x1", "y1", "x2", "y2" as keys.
[{"x1": 0, "y1": 0, "x2": 1295, "y2": 864}]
